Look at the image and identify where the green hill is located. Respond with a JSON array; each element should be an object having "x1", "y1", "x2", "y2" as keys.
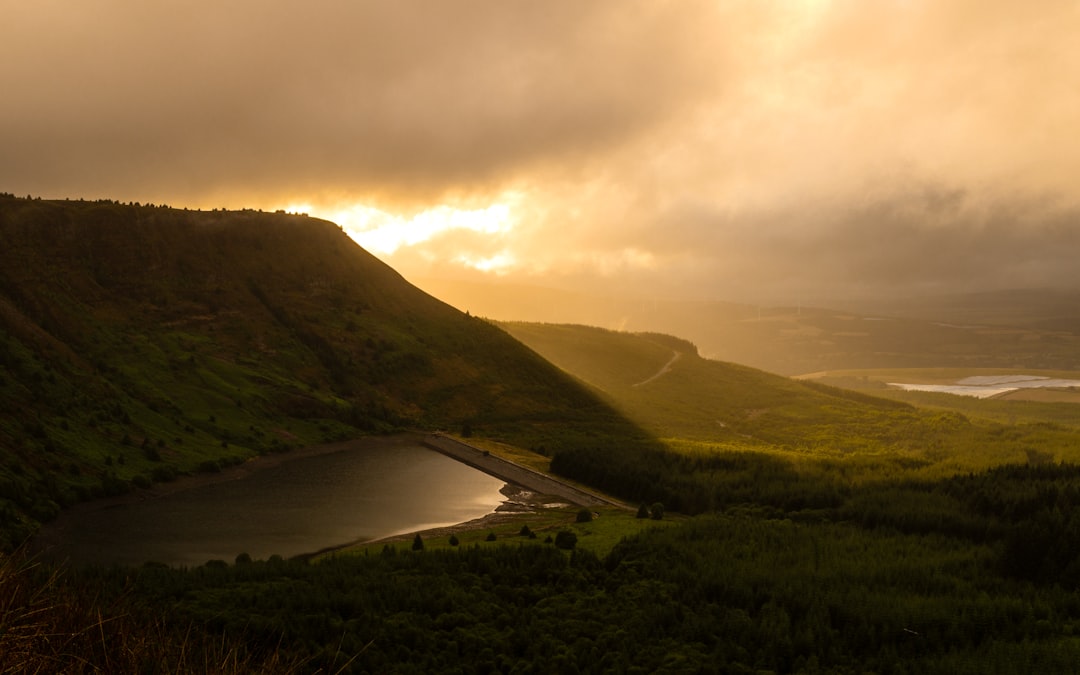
[
  {"x1": 500, "y1": 322, "x2": 1080, "y2": 511},
  {"x1": 501, "y1": 321, "x2": 923, "y2": 446},
  {"x1": 0, "y1": 195, "x2": 650, "y2": 547}
]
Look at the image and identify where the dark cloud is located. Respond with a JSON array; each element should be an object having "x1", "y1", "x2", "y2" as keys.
[
  {"x1": 568, "y1": 184, "x2": 1080, "y2": 304},
  {"x1": 1, "y1": 1, "x2": 721, "y2": 205},
  {"x1": 5, "y1": 1, "x2": 1080, "y2": 304}
]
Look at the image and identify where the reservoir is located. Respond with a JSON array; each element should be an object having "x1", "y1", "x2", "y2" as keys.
[
  {"x1": 888, "y1": 374, "x2": 1080, "y2": 399},
  {"x1": 37, "y1": 436, "x2": 506, "y2": 567}
]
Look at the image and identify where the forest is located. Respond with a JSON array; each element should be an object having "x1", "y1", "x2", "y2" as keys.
[
  {"x1": 14, "y1": 459, "x2": 1080, "y2": 674},
  {"x1": 6, "y1": 199, "x2": 1080, "y2": 672}
]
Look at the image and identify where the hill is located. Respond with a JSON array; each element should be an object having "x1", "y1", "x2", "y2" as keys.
[
  {"x1": 0, "y1": 195, "x2": 651, "y2": 547},
  {"x1": 501, "y1": 321, "x2": 924, "y2": 446},
  {"x1": 499, "y1": 322, "x2": 1080, "y2": 511},
  {"x1": 419, "y1": 277, "x2": 1080, "y2": 374}
]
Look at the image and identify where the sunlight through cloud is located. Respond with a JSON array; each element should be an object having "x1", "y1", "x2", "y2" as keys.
[
  {"x1": 325, "y1": 201, "x2": 518, "y2": 257},
  {"x1": 454, "y1": 251, "x2": 518, "y2": 275}
]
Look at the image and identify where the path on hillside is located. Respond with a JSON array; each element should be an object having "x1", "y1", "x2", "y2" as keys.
[
  {"x1": 632, "y1": 350, "x2": 682, "y2": 387},
  {"x1": 423, "y1": 434, "x2": 628, "y2": 509}
]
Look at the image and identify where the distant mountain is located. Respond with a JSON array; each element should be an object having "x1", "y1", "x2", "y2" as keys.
[
  {"x1": 0, "y1": 195, "x2": 649, "y2": 547},
  {"x1": 420, "y1": 277, "x2": 1080, "y2": 375}
]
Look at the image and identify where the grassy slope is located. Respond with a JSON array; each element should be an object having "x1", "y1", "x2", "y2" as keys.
[
  {"x1": 0, "y1": 196, "x2": 652, "y2": 547},
  {"x1": 500, "y1": 322, "x2": 1080, "y2": 486}
]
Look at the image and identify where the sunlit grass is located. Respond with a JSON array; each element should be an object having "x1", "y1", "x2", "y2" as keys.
[{"x1": 343, "y1": 506, "x2": 679, "y2": 559}]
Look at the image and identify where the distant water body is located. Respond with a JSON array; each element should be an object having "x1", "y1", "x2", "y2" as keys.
[
  {"x1": 39, "y1": 441, "x2": 505, "y2": 567},
  {"x1": 889, "y1": 375, "x2": 1080, "y2": 399}
]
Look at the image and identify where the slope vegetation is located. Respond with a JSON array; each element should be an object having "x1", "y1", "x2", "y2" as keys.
[
  {"x1": 0, "y1": 195, "x2": 651, "y2": 547},
  {"x1": 500, "y1": 322, "x2": 1080, "y2": 512},
  {"x1": 423, "y1": 277, "x2": 1080, "y2": 375}
]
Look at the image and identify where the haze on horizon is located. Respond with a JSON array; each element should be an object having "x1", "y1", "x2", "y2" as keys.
[{"x1": 4, "y1": 0, "x2": 1079, "y2": 307}]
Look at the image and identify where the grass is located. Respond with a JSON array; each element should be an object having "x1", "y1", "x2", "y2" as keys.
[
  {"x1": 1, "y1": 196, "x2": 658, "y2": 544},
  {"x1": 454, "y1": 436, "x2": 553, "y2": 473},
  {"x1": 0, "y1": 550, "x2": 301, "y2": 674},
  {"x1": 340, "y1": 506, "x2": 679, "y2": 560}
]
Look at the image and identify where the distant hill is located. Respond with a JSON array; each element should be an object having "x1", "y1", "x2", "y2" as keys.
[
  {"x1": 420, "y1": 278, "x2": 1080, "y2": 375},
  {"x1": 0, "y1": 195, "x2": 650, "y2": 547},
  {"x1": 499, "y1": 322, "x2": 916, "y2": 446},
  {"x1": 498, "y1": 322, "x2": 1080, "y2": 513}
]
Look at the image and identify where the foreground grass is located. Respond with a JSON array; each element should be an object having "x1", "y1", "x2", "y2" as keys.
[{"x1": 0, "y1": 552, "x2": 301, "y2": 674}]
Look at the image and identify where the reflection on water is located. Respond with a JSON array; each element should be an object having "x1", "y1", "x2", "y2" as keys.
[
  {"x1": 42, "y1": 442, "x2": 505, "y2": 567},
  {"x1": 888, "y1": 374, "x2": 1080, "y2": 399}
]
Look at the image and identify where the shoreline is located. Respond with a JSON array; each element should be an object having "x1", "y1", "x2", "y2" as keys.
[
  {"x1": 301, "y1": 482, "x2": 570, "y2": 559},
  {"x1": 53, "y1": 432, "x2": 430, "y2": 515},
  {"x1": 31, "y1": 432, "x2": 431, "y2": 559},
  {"x1": 32, "y1": 431, "x2": 617, "y2": 565}
]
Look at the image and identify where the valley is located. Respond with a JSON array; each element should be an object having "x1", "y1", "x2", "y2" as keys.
[{"x1": 7, "y1": 196, "x2": 1080, "y2": 672}]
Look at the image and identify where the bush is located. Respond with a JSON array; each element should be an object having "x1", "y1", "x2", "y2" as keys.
[
  {"x1": 151, "y1": 466, "x2": 177, "y2": 483},
  {"x1": 576, "y1": 508, "x2": 593, "y2": 523},
  {"x1": 554, "y1": 530, "x2": 577, "y2": 550}
]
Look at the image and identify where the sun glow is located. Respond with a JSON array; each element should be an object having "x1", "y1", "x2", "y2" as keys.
[
  {"x1": 318, "y1": 200, "x2": 519, "y2": 257},
  {"x1": 454, "y1": 251, "x2": 518, "y2": 275}
]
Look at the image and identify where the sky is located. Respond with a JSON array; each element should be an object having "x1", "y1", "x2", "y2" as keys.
[{"x1": 4, "y1": 0, "x2": 1080, "y2": 305}]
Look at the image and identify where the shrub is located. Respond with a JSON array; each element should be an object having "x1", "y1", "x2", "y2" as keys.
[{"x1": 554, "y1": 530, "x2": 577, "y2": 550}]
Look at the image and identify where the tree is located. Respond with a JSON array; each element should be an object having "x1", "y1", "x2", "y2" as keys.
[
  {"x1": 636, "y1": 503, "x2": 650, "y2": 519},
  {"x1": 448, "y1": 534, "x2": 459, "y2": 546},
  {"x1": 554, "y1": 530, "x2": 577, "y2": 550},
  {"x1": 576, "y1": 508, "x2": 593, "y2": 523},
  {"x1": 650, "y1": 502, "x2": 665, "y2": 520},
  {"x1": 412, "y1": 533, "x2": 424, "y2": 551}
]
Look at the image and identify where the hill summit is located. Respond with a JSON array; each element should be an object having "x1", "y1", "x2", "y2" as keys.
[{"x1": 0, "y1": 194, "x2": 646, "y2": 547}]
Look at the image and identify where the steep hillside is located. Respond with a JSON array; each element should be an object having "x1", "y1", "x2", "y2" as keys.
[{"x1": 0, "y1": 195, "x2": 650, "y2": 547}]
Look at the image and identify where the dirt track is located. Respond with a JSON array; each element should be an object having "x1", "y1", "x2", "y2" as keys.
[{"x1": 422, "y1": 434, "x2": 628, "y2": 509}]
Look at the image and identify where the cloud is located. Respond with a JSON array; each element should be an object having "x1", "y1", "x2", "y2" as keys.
[
  {"x1": 4, "y1": 0, "x2": 1080, "y2": 303},
  {"x1": 1, "y1": 0, "x2": 722, "y2": 206}
]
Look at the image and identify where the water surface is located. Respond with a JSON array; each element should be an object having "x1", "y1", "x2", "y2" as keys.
[
  {"x1": 888, "y1": 374, "x2": 1080, "y2": 399},
  {"x1": 42, "y1": 441, "x2": 505, "y2": 566}
]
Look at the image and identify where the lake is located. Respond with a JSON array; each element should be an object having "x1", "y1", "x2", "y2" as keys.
[
  {"x1": 888, "y1": 374, "x2": 1080, "y2": 399},
  {"x1": 37, "y1": 437, "x2": 506, "y2": 567}
]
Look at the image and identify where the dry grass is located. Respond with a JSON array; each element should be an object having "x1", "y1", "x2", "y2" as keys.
[{"x1": 0, "y1": 552, "x2": 301, "y2": 674}]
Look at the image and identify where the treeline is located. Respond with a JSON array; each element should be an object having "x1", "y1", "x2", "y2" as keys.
[
  {"x1": 554, "y1": 442, "x2": 1080, "y2": 588},
  {"x1": 550, "y1": 444, "x2": 850, "y2": 515},
  {"x1": 67, "y1": 465, "x2": 1080, "y2": 674}
]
